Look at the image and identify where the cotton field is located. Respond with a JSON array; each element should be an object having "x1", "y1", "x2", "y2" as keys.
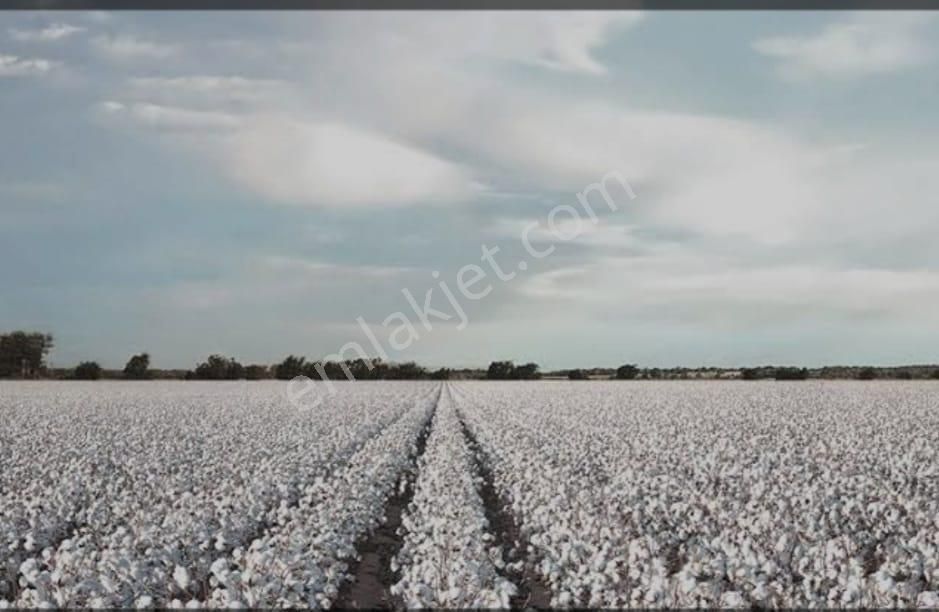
[{"x1": 1, "y1": 380, "x2": 938, "y2": 608}]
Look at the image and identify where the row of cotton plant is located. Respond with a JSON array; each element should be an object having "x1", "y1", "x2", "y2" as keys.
[
  {"x1": 202, "y1": 388, "x2": 437, "y2": 609},
  {"x1": 391, "y1": 386, "x2": 517, "y2": 608},
  {"x1": 451, "y1": 384, "x2": 621, "y2": 608},
  {"x1": 0, "y1": 381, "x2": 435, "y2": 608},
  {"x1": 455, "y1": 380, "x2": 939, "y2": 608}
]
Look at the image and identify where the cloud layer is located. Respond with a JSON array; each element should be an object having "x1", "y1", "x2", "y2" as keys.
[{"x1": 3, "y1": 11, "x2": 939, "y2": 368}]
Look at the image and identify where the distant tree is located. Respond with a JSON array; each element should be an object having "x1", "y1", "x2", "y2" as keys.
[
  {"x1": 244, "y1": 364, "x2": 269, "y2": 380},
  {"x1": 274, "y1": 355, "x2": 306, "y2": 380},
  {"x1": 932, "y1": 369, "x2": 939, "y2": 380},
  {"x1": 74, "y1": 361, "x2": 102, "y2": 380},
  {"x1": 647, "y1": 367, "x2": 663, "y2": 380},
  {"x1": 741, "y1": 368, "x2": 767, "y2": 380},
  {"x1": 858, "y1": 367, "x2": 878, "y2": 381},
  {"x1": 430, "y1": 368, "x2": 451, "y2": 380},
  {"x1": 615, "y1": 364, "x2": 640, "y2": 380},
  {"x1": 387, "y1": 361, "x2": 426, "y2": 380},
  {"x1": 123, "y1": 353, "x2": 151, "y2": 380},
  {"x1": 514, "y1": 362, "x2": 541, "y2": 380},
  {"x1": 345, "y1": 358, "x2": 374, "y2": 381},
  {"x1": 369, "y1": 359, "x2": 389, "y2": 380},
  {"x1": 0, "y1": 331, "x2": 54, "y2": 378},
  {"x1": 487, "y1": 360, "x2": 515, "y2": 380},
  {"x1": 895, "y1": 370, "x2": 914, "y2": 380},
  {"x1": 194, "y1": 354, "x2": 245, "y2": 380},
  {"x1": 775, "y1": 367, "x2": 809, "y2": 381},
  {"x1": 567, "y1": 369, "x2": 589, "y2": 381}
]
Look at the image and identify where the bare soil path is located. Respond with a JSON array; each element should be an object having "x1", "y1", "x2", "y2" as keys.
[{"x1": 334, "y1": 385, "x2": 439, "y2": 610}]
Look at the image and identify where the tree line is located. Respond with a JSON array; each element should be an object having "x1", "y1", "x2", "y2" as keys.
[{"x1": 3, "y1": 330, "x2": 939, "y2": 381}]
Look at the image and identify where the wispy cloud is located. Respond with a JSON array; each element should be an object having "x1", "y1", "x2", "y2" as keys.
[
  {"x1": 92, "y1": 34, "x2": 178, "y2": 61},
  {"x1": 0, "y1": 53, "x2": 56, "y2": 76},
  {"x1": 100, "y1": 100, "x2": 241, "y2": 131},
  {"x1": 223, "y1": 119, "x2": 478, "y2": 208},
  {"x1": 10, "y1": 23, "x2": 84, "y2": 42},
  {"x1": 754, "y1": 13, "x2": 935, "y2": 79}
]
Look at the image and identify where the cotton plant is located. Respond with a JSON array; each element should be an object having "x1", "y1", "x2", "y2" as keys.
[
  {"x1": 0, "y1": 381, "x2": 434, "y2": 608},
  {"x1": 2, "y1": 379, "x2": 939, "y2": 609},
  {"x1": 392, "y1": 389, "x2": 517, "y2": 608},
  {"x1": 457, "y1": 380, "x2": 939, "y2": 608}
]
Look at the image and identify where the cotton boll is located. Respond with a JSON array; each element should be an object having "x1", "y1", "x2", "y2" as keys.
[{"x1": 173, "y1": 565, "x2": 190, "y2": 591}]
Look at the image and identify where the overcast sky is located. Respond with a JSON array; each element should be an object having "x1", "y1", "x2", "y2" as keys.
[{"x1": 2, "y1": 11, "x2": 939, "y2": 370}]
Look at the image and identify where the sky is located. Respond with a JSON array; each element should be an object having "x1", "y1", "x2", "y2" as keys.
[{"x1": 2, "y1": 11, "x2": 939, "y2": 370}]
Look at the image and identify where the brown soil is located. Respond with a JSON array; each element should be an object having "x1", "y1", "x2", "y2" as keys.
[
  {"x1": 334, "y1": 391, "x2": 437, "y2": 610},
  {"x1": 459, "y1": 415, "x2": 554, "y2": 610}
]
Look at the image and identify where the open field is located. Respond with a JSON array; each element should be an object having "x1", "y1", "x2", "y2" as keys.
[{"x1": 1, "y1": 380, "x2": 938, "y2": 608}]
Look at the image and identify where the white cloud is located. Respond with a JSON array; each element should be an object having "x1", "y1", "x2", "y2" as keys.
[
  {"x1": 0, "y1": 53, "x2": 56, "y2": 76},
  {"x1": 92, "y1": 34, "x2": 178, "y2": 61},
  {"x1": 129, "y1": 75, "x2": 285, "y2": 97},
  {"x1": 10, "y1": 23, "x2": 84, "y2": 42},
  {"x1": 259, "y1": 255, "x2": 414, "y2": 279},
  {"x1": 126, "y1": 75, "x2": 293, "y2": 109},
  {"x1": 522, "y1": 256, "x2": 939, "y2": 325},
  {"x1": 223, "y1": 118, "x2": 477, "y2": 207},
  {"x1": 100, "y1": 100, "x2": 125, "y2": 113},
  {"x1": 753, "y1": 13, "x2": 935, "y2": 79},
  {"x1": 318, "y1": 12, "x2": 642, "y2": 76},
  {"x1": 101, "y1": 100, "x2": 240, "y2": 131}
]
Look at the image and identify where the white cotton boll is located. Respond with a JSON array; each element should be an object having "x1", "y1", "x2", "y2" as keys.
[
  {"x1": 917, "y1": 591, "x2": 939, "y2": 607},
  {"x1": 173, "y1": 565, "x2": 190, "y2": 591},
  {"x1": 720, "y1": 591, "x2": 746, "y2": 608},
  {"x1": 134, "y1": 595, "x2": 153, "y2": 609}
]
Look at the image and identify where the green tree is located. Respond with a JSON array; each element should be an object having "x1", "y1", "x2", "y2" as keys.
[
  {"x1": 487, "y1": 360, "x2": 515, "y2": 380},
  {"x1": 245, "y1": 365, "x2": 269, "y2": 380},
  {"x1": 0, "y1": 331, "x2": 54, "y2": 378},
  {"x1": 775, "y1": 367, "x2": 809, "y2": 380},
  {"x1": 274, "y1": 355, "x2": 306, "y2": 380},
  {"x1": 387, "y1": 361, "x2": 426, "y2": 380},
  {"x1": 194, "y1": 354, "x2": 245, "y2": 380},
  {"x1": 430, "y1": 367, "x2": 451, "y2": 380},
  {"x1": 932, "y1": 369, "x2": 939, "y2": 380},
  {"x1": 123, "y1": 353, "x2": 151, "y2": 380},
  {"x1": 567, "y1": 369, "x2": 588, "y2": 380},
  {"x1": 741, "y1": 368, "x2": 768, "y2": 380},
  {"x1": 896, "y1": 370, "x2": 914, "y2": 380},
  {"x1": 615, "y1": 364, "x2": 640, "y2": 380},
  {"x1": 74, "y1": 361, "x2": 102, "y2": 380},
  {"x1": 858, "y1": 367, "x2": 877, "y2": 381},
  {"x1": 514, "y1": 362, "x2": 541, "y2": 380}
]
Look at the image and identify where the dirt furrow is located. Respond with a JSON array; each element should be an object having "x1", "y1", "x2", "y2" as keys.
[
  {"x1": 334, "y1": 385, "x2": 440, "y2": 610},
  {"x1": 457, "y1": 403, "x2": 553, "y2": 609}
]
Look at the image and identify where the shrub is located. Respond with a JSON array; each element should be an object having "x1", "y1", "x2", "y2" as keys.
[
  {"x1": 245, "y1": 365, "x2": 269, "y2": 380},
  {"x1": 194, "y1": 355, "x2": 245, "y2": 380},
  {"x1": 274, "y1": 355, "x2": 306, "y2": 380},
  {"x1": 487, "y1": 361, "x2": 515, "y2": 380},
  {"x1": 615, "y1": 364, "x2": 640, "y2": 380},
  {"x1": 74, "y1": 361, "x2": 102, "y2": 380},
  {"x1": 775, "y1": 367, "x2": 809, "y2": 381},
  {"x1": 430, "y1": 368, "x2": 451, "y2": 380},
  {"x1": 123, "y1": 353, "x2": 151, "y2": 380}
]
